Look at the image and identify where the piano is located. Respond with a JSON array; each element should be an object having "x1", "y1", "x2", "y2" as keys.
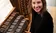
[
  {"x1": 0, "y1": 0, "x2": 31, "y2": 33},
  {"x1": 0, "y1": 11, "x2": 29, "y2": 33}
]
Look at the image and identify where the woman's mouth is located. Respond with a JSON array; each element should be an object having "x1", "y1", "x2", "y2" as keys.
[
  {"x1": 35, "y1": 8, "x2": 39, "y2": 10},
  {"x1": 34, "y1": 7, "x2": 40, "y2": 12},
  {"x1": 33, "y1": 6, "x2": 42, "y2": 13},
  {"x1": 35, "y1": 6, "x2": 41, "y2": 10}
]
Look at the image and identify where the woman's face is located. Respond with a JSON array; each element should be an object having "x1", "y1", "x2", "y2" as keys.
[{"x1": 32, "y1": 0, "x2": 43, "y2": 13}]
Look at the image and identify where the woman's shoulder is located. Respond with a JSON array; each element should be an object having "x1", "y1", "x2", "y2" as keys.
[
  {"x1": 43, "y1": 11, "x2": 53, "y2": 19},
  {"x1": 43, "y1": 11, "x2": 51, "y2": 16}
]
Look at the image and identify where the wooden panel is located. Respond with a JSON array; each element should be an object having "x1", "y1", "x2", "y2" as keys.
[{"x1": 47, "y1": 6, "x2": 56, "y2": 33}]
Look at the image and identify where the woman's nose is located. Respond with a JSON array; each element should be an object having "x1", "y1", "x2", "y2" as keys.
[{"x1": 34, "y1": 4, "x2": 38, "y2": 8}]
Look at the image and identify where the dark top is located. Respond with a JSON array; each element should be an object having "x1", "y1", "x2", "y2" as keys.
[{"x1": 30, "y1": 9, "x2": 54, "y2": 33}]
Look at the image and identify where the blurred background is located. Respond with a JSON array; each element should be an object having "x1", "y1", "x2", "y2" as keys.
[
  {"x1": 46, "y1": 0, "x2": 56, "y2": 33},
  {"x1": 0, "y1": 0, "x2": 56, "y2": 33}
]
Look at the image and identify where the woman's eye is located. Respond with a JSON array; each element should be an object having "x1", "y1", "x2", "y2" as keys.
[
  {"x1": 37, "y1": 1, "x2": 41, "y2": 4},
  {"x1": 33, "y1": 2, "x2": 35, "y2": 4}
]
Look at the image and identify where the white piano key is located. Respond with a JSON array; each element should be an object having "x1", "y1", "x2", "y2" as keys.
[
  {"x1": 8, "y1": 28, "x2": 12, "y2": 32},
  {"x1": 16, "y1": 29, "x2": 20, "y2": 32},
  {"x1": 10, "y1": 25, "x2": 15, "y2": 29}
]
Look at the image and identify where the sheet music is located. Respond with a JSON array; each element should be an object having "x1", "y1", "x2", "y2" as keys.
[{"x1": 0, "y1": 0, "x2": 13, "y2": 25}]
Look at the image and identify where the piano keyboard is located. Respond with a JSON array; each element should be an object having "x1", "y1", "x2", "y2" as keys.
[{"x1": 0, "y1": 12, "x2": 29, "y2": 33}]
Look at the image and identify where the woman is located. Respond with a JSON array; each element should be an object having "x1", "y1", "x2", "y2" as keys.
[
  {"x1": 25, "y1": 0, "x2": 53, "y2": 33},
  {"x1": 30, "y1": 0, "x2": 54, "y2": 33}
]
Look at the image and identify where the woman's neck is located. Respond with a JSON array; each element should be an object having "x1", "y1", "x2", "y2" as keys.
[{"x1": 37, "y1": 12, "x2": 43, "y2": 17}]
